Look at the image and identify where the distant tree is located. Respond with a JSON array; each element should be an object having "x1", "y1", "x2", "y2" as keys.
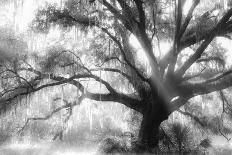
[{"x1": 1, "y1": 0, "x2": 232, "y2": 153}]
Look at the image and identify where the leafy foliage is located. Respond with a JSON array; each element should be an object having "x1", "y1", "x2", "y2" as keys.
[
  {"x1": 159, "y1": 123, "x2": 194, "y2": 153},
  {"x1": 31, "y1": 5, "x2": 77, "y2": 33},
  {"x1": 169, "y1": 123, "x2": 192, "y2": 152},
  {"x1": 97, "y1": 136, "x2": 128, "y2": 154},
  {"x1": 199, "y1": 138, "x2": 211, "y2": 149}
]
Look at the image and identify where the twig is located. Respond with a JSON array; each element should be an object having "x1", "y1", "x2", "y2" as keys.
[{"x1": 218, "y1": 126, "x2": 231, "y2": 142}]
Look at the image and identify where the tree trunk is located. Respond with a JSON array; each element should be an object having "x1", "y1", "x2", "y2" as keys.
[
  {"x1": 136, "y1": 100, "x2": 169, "y2": 153},
  {"x1": 137, "y1": 113, "x2": 161, "y2": 153}
]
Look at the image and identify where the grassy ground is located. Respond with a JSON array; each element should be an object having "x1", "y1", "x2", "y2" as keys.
[
  {"x1": 1, "y1": 135, "x2": 232, "y2": 155},
  {"x1": 2, "y1": 144, "x2": 232, "y2": 155},
  {"x1": 0, "y1": 142, "x2": 98, "y2": 155}
]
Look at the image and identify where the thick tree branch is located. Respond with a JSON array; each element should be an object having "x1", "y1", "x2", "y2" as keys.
[
  {"x1": 170, "y1": 69, "x2": 232, "y2": 112},
  {"x1": 116, "y1": 0, "x2": 137, "y2": 25},
  {"x1": 180, "y1": 72, "x2": 232, "y2": 97},
  {"x1": 176, "y1": 8, "x2": 232, "y2": 77},
  {"x1": 169, "y1": 96, "x2": 191, "y2": 114},
  {"x1": 1, "y1": 67, "x2": 143, "y2": 113},
  {"x1": 166, "y1": 0, "x2": 183, "y2": 76},
  {"x1": 175, "y1": 0, "x2": 182, "y2": 41},
  {"x1": 176, "y1": 37, "x2": 215, "y2": 77},
  {"x1": 133, "y1": 0, "x2": 146, "y2": 29},
  {"x1": 51, "y1": 75, "x2": 143, "y2": 112},
  {"x1": 204, "y1": 69, "x2": 232, "y2": 84},
  {"x1": 100, "y1": 0, "x2": 132, "y2": 31},
  {"x1": 179, "y1": 0, "x2": 200, "y2": 38}
]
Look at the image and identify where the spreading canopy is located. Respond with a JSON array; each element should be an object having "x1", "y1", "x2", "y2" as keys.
[{"x1": 0, "y1": 0, "x2": 232, "y2": 120}]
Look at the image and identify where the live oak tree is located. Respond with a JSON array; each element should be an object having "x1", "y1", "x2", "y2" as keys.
[{"x1": 1, "y1": 0, "x2": 232, "y2": 152}]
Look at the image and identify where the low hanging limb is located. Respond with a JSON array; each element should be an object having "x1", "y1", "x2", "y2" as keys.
[
  {"x1": 53, "y1": 102, "x2": 73, "y2": 141},
  {"x1": 0, "y1": 54, "x2": 143, "y2": 113},
  {"x1": 18, "y1": 95, "x2": 85, "y2": 136}
]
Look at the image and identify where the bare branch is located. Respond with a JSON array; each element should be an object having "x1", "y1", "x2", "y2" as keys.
[{"x1": 177, "y1": 109, "x2": 205, "y2": 127}]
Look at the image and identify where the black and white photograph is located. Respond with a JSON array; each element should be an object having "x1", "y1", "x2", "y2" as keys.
[{"x1": 0, "y1": 0, "x2": 232, "y2": 154}]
